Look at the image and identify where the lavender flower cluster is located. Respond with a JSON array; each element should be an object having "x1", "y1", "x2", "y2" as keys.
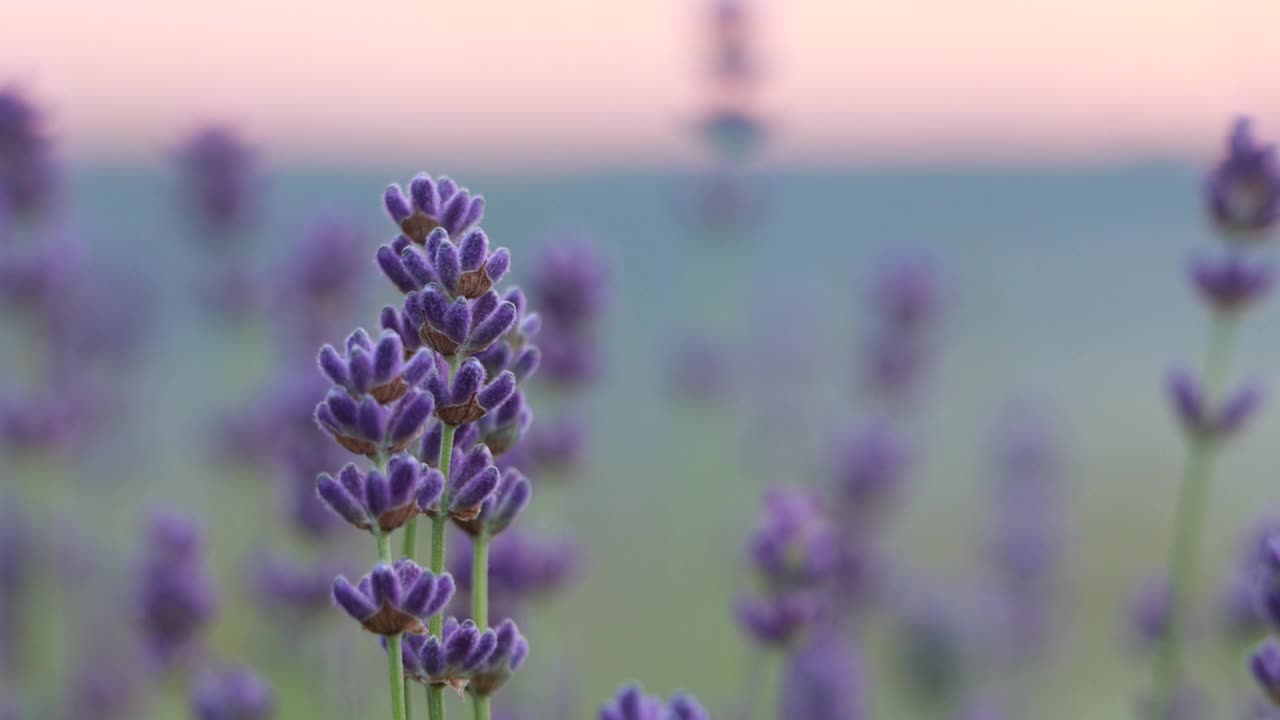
[{"x1": 307, "y1": 172, "x2": 706, "y2": 720}]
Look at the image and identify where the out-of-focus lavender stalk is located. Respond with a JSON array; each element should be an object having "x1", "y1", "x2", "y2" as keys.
[{"x1": 1152, "y1": 116, "x2": 1278, "y2": 713}]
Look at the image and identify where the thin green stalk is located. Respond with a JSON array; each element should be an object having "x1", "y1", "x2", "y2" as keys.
[
  {"x1": 378, "y1": 531, "x2": 407, "y2": 720},
  {"x1": 470, "y1": 532, "x2": 491, "y2": 720},
  {"x1": 471, "y1": 532, "x2": 490, "y2": 630},
  {"x1": 428, "y1": 355, "x2": 461, "y2": 720},
  {"x1": 1151, "y1": 312, "x2": 1239, "y2": 711},
  {"x1": 428, "y1": 686, "x2": 445, "y2": 720}
]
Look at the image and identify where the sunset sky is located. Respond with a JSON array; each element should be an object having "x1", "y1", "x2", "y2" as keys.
[{"x1": 3, "y1": 0, "x2": 1277, "y2": 168}]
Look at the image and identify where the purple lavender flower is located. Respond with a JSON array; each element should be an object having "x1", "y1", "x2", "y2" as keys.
[
  {"x1": 1207, "y1": 117, "x2": 1280, "y2": 240},
  {"x1": 454, "y1": 468, "x2": 532, "y2": 537},
  {"x1": 735, "y1": 591, "x2": 825, "y2": 647},
  {"x1": 318, "y1": 329, "x2": 435, "y2": 406},
  {"x1": 400, "y1": 617, "x2": 498, "y2": 692},
  {"x1": 191, "y1": 666, "x2": 276, "y2": 720},
  {"x1": 598, "y1": 684, "x2": 708, "y2": 720},
  {"x1": 466, "y1": 619, "x2": 528, "y2": 697},
  {"x1": 779, "y1": 634, "x2": 865, "y2": 720},
  {"x1": 831, "y1": 423, "x2": 910, "y2": 526},
  {"x1": 1190, "y1": 255, "x2": 1274, "y2": 313},
  {"x1": 477, "y1": 391, "x2": 533, "y2": 457},
  {"x1": 0, "y1": 87, "x2": 56, "y2": 219},
  {"x1": 315, "y1": 454, "x2": 438, "y2": 534},
  {"x1": 175, "y1": 125, "x2": 259, "y2": 238},
  {"x1": 401, "y1": 282, "x2": 519, "y2": 359},
  {"x1": 384, "y1": 174, "x2": 485, "y2": 245},
  {"x1": 747, "y1": 488, "x2": 841, "y2": 588},
  {"x1": 314, "y1": 385, "x2": 434, "y2": 458},
  {"x1": 1166, "y1": 368, "x2": 1264, "y2": 443},
  {"x1": 136, "y1": 511, "x2": 217, "y2": 668},
  {"x1": 331, "y1": 558, "x2": 454, "y2": 635},
  {"x1": 737, "y1": 488, "x2": 839, "y2": 647},
  {"x1": 379, "y1": 226, "x2": 510, "y2": 300},
  {"x1": 418, "y1": 443, "x2": 501, "y2": 522},
  {"x1": 425, "y1": 358, "x2": 517, "y2": 426}
]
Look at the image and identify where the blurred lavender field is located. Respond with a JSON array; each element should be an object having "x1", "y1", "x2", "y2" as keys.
[{"x1": 6, "y1": 158, "x2": 1279, "y2": 718}]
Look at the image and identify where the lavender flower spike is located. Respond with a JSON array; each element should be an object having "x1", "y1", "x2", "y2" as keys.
[
  {"x1": 1207, "y1": 117, "x2": 1280, "y2": 240},
  {"x1": 315, "y1": 454, "x2": 437, "y2": 533},
  {"x1": 401, "y1": 617, "x2": 498, "y2": 693},
  {"x1": 191, "y1": 666, "x2": 276, "y2": 720},
  {"x1": 426, "y1": 357, "x2": 517, "y2": 426},
  {"x1": 331, "y1": 559, "x2": 454, "y2": 635},
  {"x1": 384, "y1": 173, "x2": 485, "y2": 244},
  {"x1": 1255, "y1": 639, "x2": 1280, "y2": 706}
]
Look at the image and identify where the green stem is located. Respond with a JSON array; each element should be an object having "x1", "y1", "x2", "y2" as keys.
[
  {"x1": 1151, "y1": 312, "x2": 1239, "y2": 712},
  {"x1": 471, "y1": 533, "x2": 490, "y2": 630},
  {"x1": 378, "y1": 532, "x2": 407, "y2": 720},
  {"x1": 428, "y1": 686, "x2": 445, "y2": 720},
  {"x1": 428, "y1": 355, "x2": 462, "y2": 720},
  {"x1": 470, "y1": 532, "x2": 491, "y2": 720}
]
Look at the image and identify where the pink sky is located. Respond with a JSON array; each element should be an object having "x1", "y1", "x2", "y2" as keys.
[{"x1": 3, "y1": 0, "x2": 1278, "y2": 168}]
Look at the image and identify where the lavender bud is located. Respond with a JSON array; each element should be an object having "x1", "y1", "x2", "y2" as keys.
[
  {"x1": 1207, "y1": 117, "x2": 1280, "y2": 240},
  {"x1": 1190, "y1": 254, "x2": 1274, "y2": 313}
]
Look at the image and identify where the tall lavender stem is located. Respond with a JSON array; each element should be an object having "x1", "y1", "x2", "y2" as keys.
[
  {"x1": 1152, "y1": 116, "x2": 1280, "y2": 711},
  {"x1": 470, "y1": 530, "x2": 491, "y2": 720},
  {"x1": 1152, "y1": 312, "x2": 1238, "y2": 710}
]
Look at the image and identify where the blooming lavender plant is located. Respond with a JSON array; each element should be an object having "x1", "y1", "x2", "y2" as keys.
[
  {"x1": 1152, "y1": 117, "x2": 1277, "y2": 714},
  {"x1": 312, "y1": 173, "x2": 547, "y2": 720}
]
